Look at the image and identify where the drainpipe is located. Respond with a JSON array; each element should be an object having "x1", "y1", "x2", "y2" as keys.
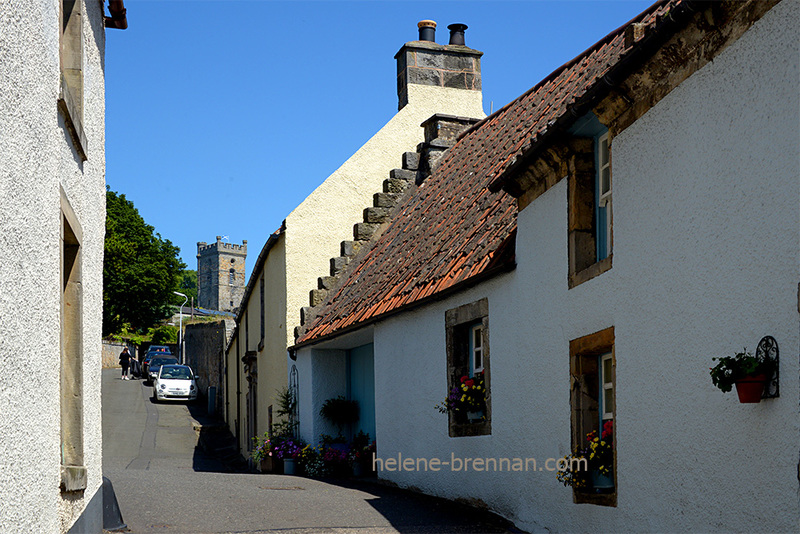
[{"x1": 105, "y1": 0, "x2": 128, "y2": 30}]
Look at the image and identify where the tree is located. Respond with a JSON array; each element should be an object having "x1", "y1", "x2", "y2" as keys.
[
  {"x1": 178, "y1": 270, "x2": 198, "y2": 304},
  {"x1": 104, "y1": 188, "x2": 186, "y2": 335},
  {"x1": 151, "y1": 325, "x2": 178, "y2": 345}
]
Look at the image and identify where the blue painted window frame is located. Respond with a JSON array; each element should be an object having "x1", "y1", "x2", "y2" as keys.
[{"x1": 595, "y1": 132, "x2": 611, "y2": 261}]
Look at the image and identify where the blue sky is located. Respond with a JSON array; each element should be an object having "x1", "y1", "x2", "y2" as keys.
[{"x1": 105, "y1": 0, "x2": 653, "y2": 280}]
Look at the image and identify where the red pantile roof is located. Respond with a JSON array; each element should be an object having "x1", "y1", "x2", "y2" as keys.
[{"x1": 295, "y1": 0, "x2": 678, "y2": 346}]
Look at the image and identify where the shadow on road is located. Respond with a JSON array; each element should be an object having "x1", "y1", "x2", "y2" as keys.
[{"x1": 185, "y1": 397, "x2": 249, "y2": 474}]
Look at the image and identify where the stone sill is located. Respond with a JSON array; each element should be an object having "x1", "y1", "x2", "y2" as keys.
[{"x1": 569, "y1": 255, "x2": 612, "y2": 289}]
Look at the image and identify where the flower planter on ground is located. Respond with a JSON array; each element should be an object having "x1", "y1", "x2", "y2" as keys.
[
  {"x1": 283, "y1": 458, "x2": 296, "y2": 475},
  {"x1": 259, "y1": 456, "x2": 279, "y2": 474}
]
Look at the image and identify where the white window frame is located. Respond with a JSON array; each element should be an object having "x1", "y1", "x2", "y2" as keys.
[
  {"x1": 597, "y1": 132, "x2": 611, "y2": 206},
  {"x1": 471, "y1": 323, "x2": 484, "y2": 374},
  {"x1": 600, "y1": 352, "x2": 614, "y2": 421}
]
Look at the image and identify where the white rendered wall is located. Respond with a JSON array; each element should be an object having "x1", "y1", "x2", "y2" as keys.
[
  {"x1": 0, "y1": 0, "x2": 106, "y2": 532},
  {"x1": 373, "y1": 2, "x2": 799, "y2": 531},
  {"x1": 296, "y1": 348, "x2": 348, "y2": 444}
]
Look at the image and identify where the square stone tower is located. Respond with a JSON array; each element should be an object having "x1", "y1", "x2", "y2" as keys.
[{"x1": 197, "y1": 237, "x2": 247, "y2": 312}]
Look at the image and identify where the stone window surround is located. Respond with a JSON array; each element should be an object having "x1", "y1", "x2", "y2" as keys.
[
  {"x1": 60, "y1": 189, "x2": 87, "y2": 492},
  {"x1": 59, "y1": 0, "x2": 87, "y2": 161},
  {"x1": 567, "y1": 136, "x2": 613, "y2": 289},
  {"x1": 569, "y1": 326, "x2": 616, "y2": 507},
  {"x1": 445, "y1": 298, "x2": 490, "y2": 438}
]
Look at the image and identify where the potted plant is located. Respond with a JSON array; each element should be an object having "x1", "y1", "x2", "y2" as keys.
[
  {"x1": 436, "y1": 372, "x2": 486, "y2": 422},
  {"x1": 320, "y1": 396, "x2": 359, "y2": 437},
  {"x1": 710, "y1": 348, "x2": 775, "y2": 403},
  {"x1": 273, "y1": 437, "x2": 305, "y2": 475},
  {"x1": 250, "y1": 432, "x2": 278, "y2": 473},
  {"x1": 557, "y1": 420, "x2": 614, "y2": 493},
  {"x1": 348, "y1": 431, "x2": 374, "y2": 477}
]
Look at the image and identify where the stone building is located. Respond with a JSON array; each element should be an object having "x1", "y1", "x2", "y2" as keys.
[
  {"x1": 0, "y1": 1, "x2": 128, "y2": 532},
  {"x1": 197, "y1": 236, "x2": 247, "y2": 312}
]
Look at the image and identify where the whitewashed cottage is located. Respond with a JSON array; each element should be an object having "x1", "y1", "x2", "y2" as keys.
[{"x1": 293, "y1": 0, "x2": 799, "y2": 531}]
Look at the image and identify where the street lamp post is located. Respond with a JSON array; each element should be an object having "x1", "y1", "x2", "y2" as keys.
[{"x1": 173, "y1": 291, "x2": 188, "y2": 365}]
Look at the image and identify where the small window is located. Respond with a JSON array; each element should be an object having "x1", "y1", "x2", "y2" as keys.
[
  {"x1": 58, "y1": 0, "x2": 87, "y2": 160},
  {"x1": 567, "y1": 130, "x2": 613, "y2": 288},
  {"x1": 445, "y1": 299, "x2": 490, "y2": 437},
  {"x1": 229, "y1": 269, "x2": 235, "y2": 285},
  {"x1": 569, "y1": 327, "x2": 616, "y2": 506}
]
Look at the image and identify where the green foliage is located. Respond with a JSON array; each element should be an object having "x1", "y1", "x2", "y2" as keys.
[
  {"x1": 151, "y1": 324, "x2": 178, "y2": 345},
  {"x1": 272, "y1": 387, "x2": 298, "y2": 438},
  {"x1": 108, "y1": 324, "x2": 145, "y2": 346},
  {"x1": 710, "y1": 348, "x2": 775, "y2": 393},
  {"x1": 178, "y1": 270, "x2": 198, "y2": 304},
  {"x1": 103, "y1": 188, "x2": 186, "y2": 335},
  {"x1": 320, "y1": 396, "x2": 359, "y2": 437}
]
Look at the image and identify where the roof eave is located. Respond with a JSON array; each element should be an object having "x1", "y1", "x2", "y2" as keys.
[{"x1": 489, "y1": 0, "x2": 709, "y2": 194}]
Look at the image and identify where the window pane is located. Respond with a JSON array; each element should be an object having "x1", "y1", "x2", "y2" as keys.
[
  {"x1": 601, "y1": 167, "x2": 611, "y2": 195},
  {"x1": 600, "y1": 136, "x2": 609, "y2": 165},
  {"x1": 604, "y1": 387, "x2": 614, "y2": 414},
  {"x1": 473, "y1": 327, "x2": 482, "y2": 348},
  {"x1": 603, "y1": 357, "x2": 613, "y2": 384}
]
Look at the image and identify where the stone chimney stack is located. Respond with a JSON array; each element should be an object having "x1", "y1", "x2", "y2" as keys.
[{"x1": 395, "y1": 21, "x2": 483, "y2": 110}]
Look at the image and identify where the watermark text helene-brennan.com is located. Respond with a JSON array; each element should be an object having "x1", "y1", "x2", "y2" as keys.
[{"x1": 372, "y1": 453, "x2": 586, "y2": 473}]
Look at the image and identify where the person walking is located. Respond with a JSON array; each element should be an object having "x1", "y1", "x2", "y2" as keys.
[{"x1": 119, "y1": 347, "x2": 131, "y2": 380}]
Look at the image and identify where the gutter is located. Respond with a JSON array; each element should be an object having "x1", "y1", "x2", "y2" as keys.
[
  {"x1": 105, "y1": 0, "x2": 128, "y2": 30},
  {"x1": 488, "y1": 0, "x2": 707, "y2": 192}
]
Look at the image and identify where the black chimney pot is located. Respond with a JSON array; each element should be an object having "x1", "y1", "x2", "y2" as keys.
[
  {"x1": 418, "y1": 20, "x2": 437, "y2": 42},
  {"x1": 447, "y1": 23, "x2": 468, "y2": 46}
]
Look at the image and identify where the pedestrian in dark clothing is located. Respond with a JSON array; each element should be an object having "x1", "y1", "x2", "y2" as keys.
[{"x1": 119, "y1": 347, "x2": 131, "y2": 380}]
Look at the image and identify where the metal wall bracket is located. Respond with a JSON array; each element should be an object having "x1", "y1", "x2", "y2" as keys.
[{"x1": 756, "y1": 336, "x2": 779, "y2": 399}]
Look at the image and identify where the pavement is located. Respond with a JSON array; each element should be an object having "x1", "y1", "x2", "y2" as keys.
[{"x1": 102, "y1": 369, "x2": 523, "y2": 534}]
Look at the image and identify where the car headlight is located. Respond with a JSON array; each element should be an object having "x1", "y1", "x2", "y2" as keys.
[
  {"x1": 190, "y1": 385, "x2": 195, "y2": 390},
  {"x1": 159, "y1": 384, "x2": 166, "y2": 390}
]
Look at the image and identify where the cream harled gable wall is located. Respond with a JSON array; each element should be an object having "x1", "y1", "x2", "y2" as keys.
[{"x1": 0, "y1": 0, "x2": 107, "y2": 532}]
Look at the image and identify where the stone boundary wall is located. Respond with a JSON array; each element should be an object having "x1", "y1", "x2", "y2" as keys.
[
  {"x1": 101, "y1": 341, "x2": 137, "y2": 369},
  {"x1": 185, "y1": 320, "x2": 231, "y2": 416}
]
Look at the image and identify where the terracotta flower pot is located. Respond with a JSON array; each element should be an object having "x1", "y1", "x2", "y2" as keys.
[
  {"x1": 260, "y1": 456, "x2": 277, "y2": 473},
  {"x1": 734, "y1": 374, "x2": 766, "y2": 403}
]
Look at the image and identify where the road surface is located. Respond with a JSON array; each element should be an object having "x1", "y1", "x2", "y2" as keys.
[{"x1": 102, "y1": 368, "x2": 520, "y2": 533}]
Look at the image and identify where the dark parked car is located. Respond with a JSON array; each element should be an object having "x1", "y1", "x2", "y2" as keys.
[
  {"x1": 146, "y1": 356, "x2": 178, "y2": 384},
  {"x1": 142, "y1": 346, "x2": 172, "y2": 379}
]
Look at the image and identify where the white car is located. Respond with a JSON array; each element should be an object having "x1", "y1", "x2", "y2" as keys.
[{"x1": 152, "y1": 364, "x2": 198, "y2": 402}]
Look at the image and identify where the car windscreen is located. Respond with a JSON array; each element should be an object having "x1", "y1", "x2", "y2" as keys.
[
  {"x1": 159, "y1": 366, "x2": 192, "y2": 380},
  {"x1": 151, "y1": 358, "x2": 178, "y2": 367}
]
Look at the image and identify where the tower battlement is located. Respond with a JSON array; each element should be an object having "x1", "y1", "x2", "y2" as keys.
[
  {"x1": 196, "y1": 236, "x2": 247, "y2": 313},
  {"x1": 197, "y1": 236, "x2": 248, "y2": 256}
]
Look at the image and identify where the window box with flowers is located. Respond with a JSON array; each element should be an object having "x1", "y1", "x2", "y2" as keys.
[{"x1": 557, "y1": 420, "x2": 615, "y2": 495}]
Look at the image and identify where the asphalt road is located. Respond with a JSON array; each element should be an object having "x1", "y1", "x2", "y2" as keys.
[{"x1": 102, "y1": 369, "x2": 519, "y2": 534}]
